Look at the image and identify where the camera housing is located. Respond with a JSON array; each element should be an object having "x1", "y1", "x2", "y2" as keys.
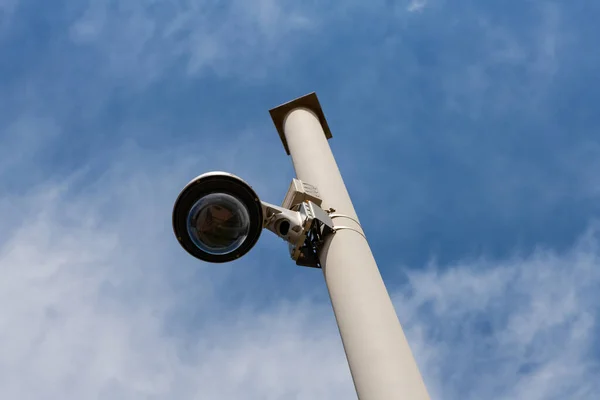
[
  {"x1": 172, "y1": 172, "x2": 263, "y2": 263},
  {"x1": 173, "y1": 171, "x2": 334, "y2": 267}
]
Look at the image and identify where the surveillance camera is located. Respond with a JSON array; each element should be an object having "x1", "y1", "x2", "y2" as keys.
[
  {"x1": 173, "y1": 171, "x2": 335, "y2": 267},
  {"x1": 172, "y1": 172, "x2": 263, "y2": 263}
]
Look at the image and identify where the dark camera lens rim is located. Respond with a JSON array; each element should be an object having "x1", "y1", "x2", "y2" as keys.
[{"x1": 173, "y1": 174, "x2": 263, "y2": 263}]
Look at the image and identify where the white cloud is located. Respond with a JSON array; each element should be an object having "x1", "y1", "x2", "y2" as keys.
[
  {"x1": 0, "y1": 114, "x2": 61, "y2": 180},
  {"x1": 0, "y1": 140, "x2": 353, "y2": 399},
  {"x1": 0, "y1": 0, "x2": 18, "y2": 31},
  {"x1": 396, "y1": 226, "x2": 600, "y2": 399},
  {"x1": 67, "y1": 0, "x2": 316, "y2": 84},
  {"x1": 1, "y1": 140, "x2": 598, "y2": 398},
  {"x1": 1, "y1": 1, "x2": 598, "y2": 399},
  {"x1": 407, "y1": 0, "x2": 427, "y2": 13}
]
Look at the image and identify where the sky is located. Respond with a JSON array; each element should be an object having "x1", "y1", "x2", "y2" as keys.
[{"x1": 1, "y1": 0, "x2": 599, "y2": 399}]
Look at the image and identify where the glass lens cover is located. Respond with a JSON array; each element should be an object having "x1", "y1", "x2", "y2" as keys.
[{"x1": 186, "y1": 193, "x2": 251, "y2": 255}]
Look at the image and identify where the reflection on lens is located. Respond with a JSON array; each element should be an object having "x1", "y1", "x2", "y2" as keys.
[{"x1": 186, "y1": 193, "x2": 251, "y2": 255}]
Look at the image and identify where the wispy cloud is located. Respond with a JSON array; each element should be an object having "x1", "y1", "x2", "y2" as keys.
[
  {"x1": 2, "y1": 0, "x2": 600, "y2": 398},
  {"x1": 0, "y1": 0, "x2": 18, "y2": 31},
  {"x1": 68, "y1": 0, "x2": 316, "y2": 84},
  {"x1": 1, "y1": 142, "x2": 598, "y2": 398},
  {"x1": 407, "y1": 0, "x2": 427, "y2": 13},
  {"x1": 397, "y1": 226, "x2": 600, "y2": 399},
  {"x1": 0, "y1": 148, "x2": 353, "y2": 398}
]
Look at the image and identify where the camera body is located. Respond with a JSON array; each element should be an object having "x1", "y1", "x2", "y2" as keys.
[{"x1": 172, "y1": 171, "x2": 334, "y2": 267}]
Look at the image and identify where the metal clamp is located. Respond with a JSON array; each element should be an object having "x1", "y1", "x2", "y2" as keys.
[
  {"x1": 328, "y1": 213, "x2": 366, "y2": 239},
  {"x1": 328, "y1": 213, "x2": 361, "y2": 226},
  {"x1": 331, "y1": 226, "x2": 367, "y2": 239}
]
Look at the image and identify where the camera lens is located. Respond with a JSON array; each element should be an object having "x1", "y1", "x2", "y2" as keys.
[
  {"x1": 278, "y1": 220, "x2": 290, "y2": 236},
  {"x1": 186, "y1": 193, "x2": 251, "y2": 255}
]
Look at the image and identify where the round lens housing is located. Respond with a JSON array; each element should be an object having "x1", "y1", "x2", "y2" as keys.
[
  {"x1": 186, "y1": 193, "x2": 250, "y2": 255},
  {"x1": 172, "y1": 172, "x2": 264, "y2": 263}
]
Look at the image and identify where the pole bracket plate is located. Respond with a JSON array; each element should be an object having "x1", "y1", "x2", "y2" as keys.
[{"x1": 269, "y1": 92, "x2": 332, "y2": 155}]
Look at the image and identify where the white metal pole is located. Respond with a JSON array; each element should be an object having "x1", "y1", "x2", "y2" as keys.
[{"x1": 270, "y1": 94, "x2": 430, "y2": 400}]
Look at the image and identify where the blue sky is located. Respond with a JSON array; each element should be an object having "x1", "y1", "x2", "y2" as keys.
[{"x1": 1, "y1": 0, "x2": 599, "y2": 398}]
